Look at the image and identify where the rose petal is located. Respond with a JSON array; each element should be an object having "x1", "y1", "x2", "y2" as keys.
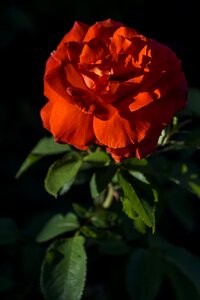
[
  {"x1": 57, "y1": 21, "x2": 89, "y2": 45},
  {"x1": 129, "y1": 91, "x2": 155, "y2": 112},
  {"x1": 112, "y1": 26, "x2": 142, "y2": 40},
  {"x1": 67, "y1": 87, "x2": 116, "y2": 120},
  {"x1": 109, "y1": 35, "x2": 132, "y2": 55},
  {"x1": 106, "y1": 126, "x2": 163, "y2": 162},
  {"x1": 64, "y1": 63, "x2": 88, "y2": 89},
  {"x1": 44, "y1": 57, "x2": 73, "y2": 104},
  {"x1": 80, "y1": 39, "x2": 107, "y2": 64},
  {"x1": 93, "y1": 112, "x2": 150, "y2": 148},
  {"x1": 41, "y1": 100, "x2": 95, "y2": 148},
  {"x1": 40, "y1": 101, "x2": 53, "y2": 131},
  {"x1": 106, "y1": 145, "x2": 135, "y2": 162},
  {"x1": 53, "y1": 42, "x2": 82, "y2": 63},
  {"x1": 83, "y1": 19, "x2": 123, "y2": 42}
]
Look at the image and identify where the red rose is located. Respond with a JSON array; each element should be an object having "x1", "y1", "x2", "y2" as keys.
[{"x1": 40, "y1": 19, "x2": 187, "y2": 162}]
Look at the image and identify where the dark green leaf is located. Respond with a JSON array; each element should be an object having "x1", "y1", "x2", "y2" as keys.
[
  {"x1": 83, "y1": 151, "x2": 110, "y2": 167},
  {"x1": 32, "y1": 136, "x2": 70, "y2": 155},
  {"x1": 45, "y1": 157, "x2": 83, "y2": 197},
  {"x1": 165, "y1": 189, "x2": 195, "y2": 231},
  {"x1": 90, "y1": 210, "x2": 118, "y2": 228},
  {"x1": 123, "y1": 157, "x2": 148, "y2": 167},
  {"x1": 185, "y1": 128, "x2": 200, "y2": 147},
  {"x1": 90, "y1": 165, "x2": 117, "y2": 199},
  {"x1": 122, "y1": 197, "x2": 138, "y2": 220},
  {"x1": 168, "y1": 162, "x2": 200, "y2": 198},
  {"x1": 187, "y1": 87, "x2": 200, "y2": 118},
  {"x1": 80, "y1": 225, "x2": 122, "y2": 242},
  {"x1": 0, "y1": 218, "x2": 19, "y2": 245},
  {"x1": 15, "y1": 154, "x2": 41, "y2": 178},
  {"x1": 188, "y1": 181, "x2": 200, "y2": 197},
  {"x1": 118, "y1": 172, "x2": 155, "y2": 232},
  {"x1": 41, "y1": 236, "x2": 87, "y2": 300},
  {"x1": 165, "y1": 262, "x2": 200, "y2": 300},
  {"x1": 15, "y1": 137, "x2": 70, "y2": 178},
  {"x1": 36, "y1": 213, "x2": 80, "y2": 242},
  {"x1": 128, "y1": 170, "x2": 159, "y2": 203},
  {"x1": 128, "y1": 170, "x2": 150, "y2": 184},
  {"x1": 99, "y1": 239, "x2": 131, "y2": 255},
  {"x1": 126, "y1": 248, "x2": 163, "y2": 300},
  {"x1": 149, "y1": 235, "x2": 200, "y2": 295},
  {"x1": 72, "y1": 203, "x2": 90, "y2": 219},
  {"x1": 165, "y1": 245, "x2": 200, "y2": 294},
  {"x1": 133, "y1": 218, "x2": 147, "y2": 234},
  {"x1": 59, "y1": 179, "x2": 75, "y2": 196}
]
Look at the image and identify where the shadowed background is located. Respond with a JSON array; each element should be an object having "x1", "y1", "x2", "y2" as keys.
[{"x1": 0, "y1": 0, "x2": 199, "y2": 299}]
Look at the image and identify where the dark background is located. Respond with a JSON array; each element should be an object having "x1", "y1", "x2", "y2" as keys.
[{"x1": 0, "y1": 0, "x2": 199, "y2": 299}]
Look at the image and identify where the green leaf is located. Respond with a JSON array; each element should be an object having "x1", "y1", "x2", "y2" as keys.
[
  {"x1": 118, "y1": 172, "x2": 155, "y2": 232},
  {"x1": 72, "y1": 203, "x2": 90, "y2": 219},
  {"x1": 90, "y1": 209, "x2": 118, "y2": 228},
  {"x1": 126, "y1": 248, "x2": 163, "y2": 300},
  {"x1": 99, "y1": 238, "x2": 131, "y2": 256},
  {"x1": 128, "y1": 170, "x2": 159, "y2": 203},
  {"x1": 185, "y1": 128, "x2": 200, "y2": 147},
  {"x1": 15, "y1": 137, "x2": 70, "y2": 178},
  {"x1": 83, "y1": 151, "x2": 110, "y2": 167},
  {"x1": 36, "y1": 213, "x2": 80, "y2": 242},
  {"x1": 15, "y1": 154, "x2": 41, "y2": 178},
  {"x1": 123, "y1": 157, "x2": 148, "y2": 167},
  {"x1": 31, "y1": 136, "x2": 70, "y2": 155},
  {"x1": 165, "y1": 262, "x2": 200, "y2": 300},
  {"x1": 187, "y1": 87, "x2": 200, "y2": 118},
  {"x1": 45, "y1": 157, "x2": 83, "y2": 197},
  {"x1": 149, "y1": 235, "x2": 200, "y2": 295},
  {"x1": 41, "y1": 236, "x2": 87, "y2": 300},
  {"x1": 59, "y1": 179, "x2": 75, "y2": 196},
  {"x1": 188, "y1": 181, "x2": 200, "y2": 197},
  {"x1": 80, "y1": 225, "x2": 122, "y2": 242},
  {"x1": 133, "y1": 218, "x2": 147, "y2": 234},
  {"x1": 168, "y1": 162, "x2": 200, "y2": 198},
  {"x1": 0, "y1": 218, "x2": 19, "y2": 245},
  {"x1": 128, "y1": 170, "x2": 150, "y2": 184},
  {"x1": 122, "y1": 197, "x2": 138, "y2": 220},
  {"x1": 165, "y1": 245, "x2": 200, "y2": 294},
  {"x1": 90, "y1": 165, "x2": 117, "y2": 199},
  {"x1": 165, "y1": 189, "x2": 195, "y2": 231}
]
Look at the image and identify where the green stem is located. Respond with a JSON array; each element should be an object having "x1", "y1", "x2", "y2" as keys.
[{"x1": 103, "y1": 183, "x2": 114, "y2": 209}]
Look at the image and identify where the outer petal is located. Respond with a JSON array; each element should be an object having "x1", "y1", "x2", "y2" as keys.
[
  {"x1": 57, "y1": 21, "x2": 89, "y2": 46},
  {"x1": 40, "y1": 101, "x2": 53, "y2": 131},
  {"x1": 135, "y1": 128, "x2": 163, "y2": 159},
  {"x1": 94, "y1": 90, "x2": 177, "y2": 150},
  {"x1": 106, "y1": 126, "x2": 163, "y2": 162},
  {"x1": 112, "y1": 26, "x2": 142, "y2": 40},
  {"x1": 93, "y1": 112, "x2": 150, "y2": 148},
  {"x1": 44, "y1": 59, "x2": 89, "y2": 104},
  {"x1": 106, "y1": 145, "x2": 135, "y2": 162},
  {"x1": 44, "y1": 57, "x2": 73, "y2": 104},
  {"x1": 40, "y1": 100, "x2": 95, "y2": 148},
  {"x1": 83, "y1": 19, "x2": 123, "y2": 42}
]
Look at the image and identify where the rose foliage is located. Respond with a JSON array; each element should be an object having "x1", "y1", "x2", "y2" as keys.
[{"x1": 14, "y1": 19, "x2": 200, "y2": 300}]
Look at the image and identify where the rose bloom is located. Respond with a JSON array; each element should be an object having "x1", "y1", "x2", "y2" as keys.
[{"x1": 40, "y1": 19, "x2": 187, "y2": 162}]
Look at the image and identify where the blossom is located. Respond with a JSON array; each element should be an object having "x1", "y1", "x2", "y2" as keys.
[{"x1": 40, "y1": 19, "x2": 187, "y2": 161}]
